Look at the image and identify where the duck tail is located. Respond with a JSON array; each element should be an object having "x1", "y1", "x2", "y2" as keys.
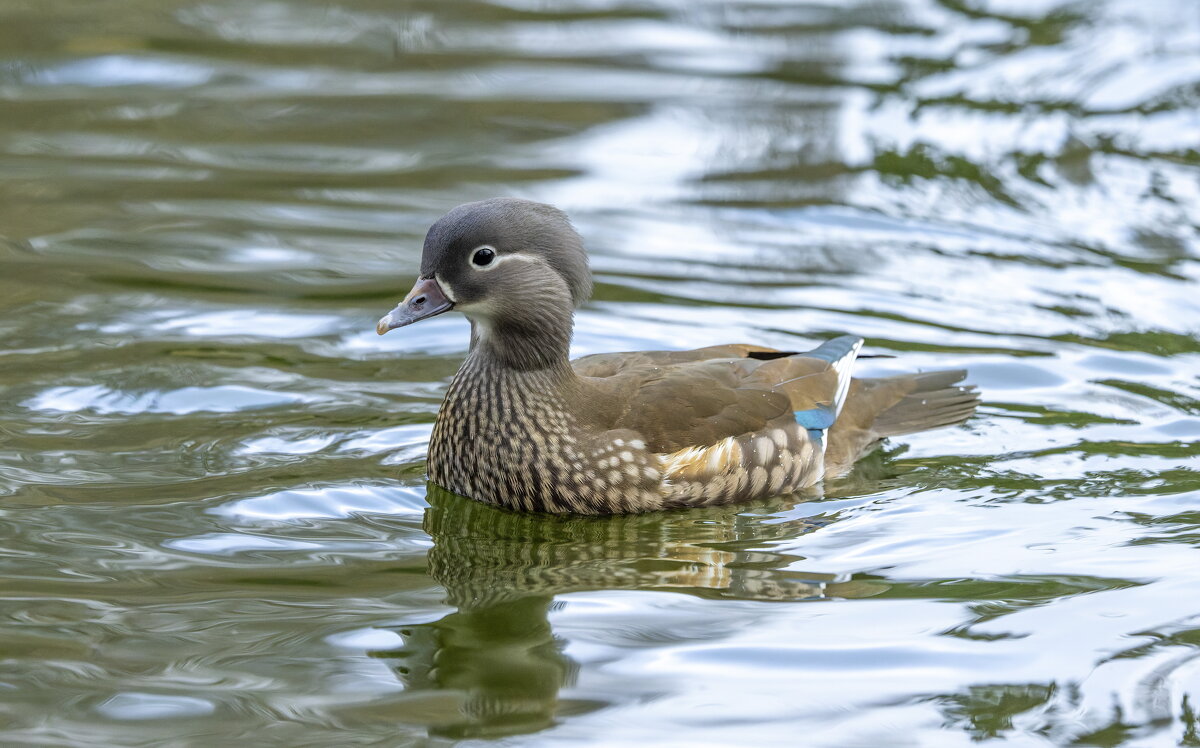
[{"x1": 868, "y1": 369, "x2": 979, "y2": 438}]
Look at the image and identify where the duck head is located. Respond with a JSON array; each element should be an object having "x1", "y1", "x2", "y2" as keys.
[{"x1": 377, "y1": 198, "x2": 592, "y2": 369}]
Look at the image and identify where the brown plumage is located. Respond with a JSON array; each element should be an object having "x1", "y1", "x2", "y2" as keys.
[{"x1": 378, "y1": 198, "x2": 979, "y2": 514}]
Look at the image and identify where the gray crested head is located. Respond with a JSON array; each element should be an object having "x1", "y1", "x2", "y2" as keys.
[
  {"x1": 420, "y1": 198, "x2": 591, "y2": 311},
  {"x1": 376, "y1": 198, "x2": 592, "y2": 371}
]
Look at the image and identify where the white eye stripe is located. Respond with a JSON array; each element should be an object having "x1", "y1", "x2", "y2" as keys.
[
  {"x1": 469, "y1": 249, "x2": 548, "y2": 272},
  {"x1": 493, "y1": 254, "x2": 546, "y2": 266}
]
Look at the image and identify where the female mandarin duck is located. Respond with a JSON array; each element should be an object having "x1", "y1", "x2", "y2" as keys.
[{"x1": 378, "y1": 198, "x2": 978, "y2": 515}]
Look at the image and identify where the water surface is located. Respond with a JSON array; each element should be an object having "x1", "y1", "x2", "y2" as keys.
[{"x1": 1, "y1": 0, "x2": 1199, "y2": 745}]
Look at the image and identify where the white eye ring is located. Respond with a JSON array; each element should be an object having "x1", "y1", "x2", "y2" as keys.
[{"x1": 470, "y1": 245, "x2": 497, "y2": 268}]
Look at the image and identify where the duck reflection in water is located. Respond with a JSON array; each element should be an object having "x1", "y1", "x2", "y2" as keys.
[{"x1": 369, "y1": 484, "x2": 886, "y2": 738}]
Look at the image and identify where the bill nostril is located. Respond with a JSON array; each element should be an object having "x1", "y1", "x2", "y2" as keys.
[{"x1": 413, "y1": 295, "x2": 426, "y2": 306}]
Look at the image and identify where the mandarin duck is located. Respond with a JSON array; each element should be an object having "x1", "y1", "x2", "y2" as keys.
[{"x1": 378, "y1": 198, "x2": 978, "y2": 514}]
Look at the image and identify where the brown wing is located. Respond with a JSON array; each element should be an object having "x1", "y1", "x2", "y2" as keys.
[
  {"x1": 571, "y1": 344, "x2": 785, "y2": 378},
  {"x1": 606, "y1": 359, "x2": 794, "y2": 452},
  {"x1": 573, "y1": 341, "x2": 860, "y2": 454}
]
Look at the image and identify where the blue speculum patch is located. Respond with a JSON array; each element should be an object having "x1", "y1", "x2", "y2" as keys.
[{"x1": 794, "y1": 407, "x2": 835, "y2": 431}]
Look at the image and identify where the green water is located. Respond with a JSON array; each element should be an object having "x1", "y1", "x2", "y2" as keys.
[{"x1": 2, "y1": 0, "x2": 1199, "y2": 745}]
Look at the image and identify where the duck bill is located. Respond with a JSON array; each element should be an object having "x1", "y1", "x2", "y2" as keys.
[{"x1": 376, "y1": 277, "x2": 454, "y2": 335}]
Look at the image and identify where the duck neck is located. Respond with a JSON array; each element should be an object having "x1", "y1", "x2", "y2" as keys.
[{"x1": 467, "y1": 309, "x2": 577, "y2": 377}]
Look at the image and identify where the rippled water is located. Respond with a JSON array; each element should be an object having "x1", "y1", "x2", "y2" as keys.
[{"x1": 2, "y1": 0, "x2": 1198, "y2": 745}]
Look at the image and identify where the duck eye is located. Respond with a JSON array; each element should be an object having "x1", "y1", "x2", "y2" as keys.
[{"x1": 471, "y1": 247, "x2": 495, "y2": 267}]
